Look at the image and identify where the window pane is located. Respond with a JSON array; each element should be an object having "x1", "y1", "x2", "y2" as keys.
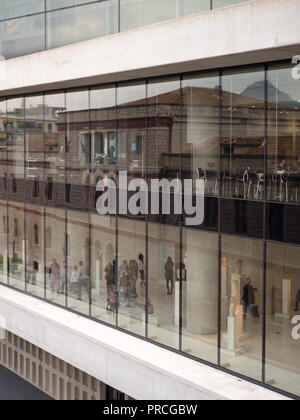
[
  {"x1": 46, "y1": 1, "x2": 118, "y2": 50},
  {"x1": 147, "y1": 77, "x2": 181, "y2": 226},
  {"x1": 25, "y1": 95, "x2": 44, "y2": 204},
  {"x1": 220, "y1": 235, "x2": 263, "y2": 381},
  {"x1": 66, "y1": 89, "x2": 89, "y2": 210},
  {"x1": 66, "y1": 210, "x2": 90, "y2": 315},
  {"x1": 266, "y1": 242, "x2": 300, "y2": 396},
  {"x1": 44, "y1": 92, "x2": 66, "y2": 208},
  {"x1": 182, "y1": 73, "x2": 220, "y2": 197},
  {"x1": 25, "y1": 204, "x2": 44, "y2": 298},
  {"x1": 0, "y1": 14, "x2": 45, "y2": 60},
  {"x1": 45, "y1": 207, "x2": 66, "y2": 306},
  {"x1": 8, "y1": 202, "x2": 25, "y2": 290},
  {"x1": 0, "y1": 0, "x2": 44, "y2": 20},
  {"x1": 120, "y1": 0, "x2": 175, "y2": 31},
  {"x1": 117, "y1": 219, "x2": 146, "y2": 336},
  {"x1": 0, "y1": 200, "x2": 8, "y2": 284},
  {"x1": 91, "y1": 214, "x2": 116, "y2": 325},
  {"x1": 182, "y1": 229, "x2": 218, "y2": 364},
  {"x1": 267, "y1": 64, "x2": 300, "y2": 204},
  {"x1": 221, "y1": 69, "x2": 265, "y2": 200},
  {"x1": 148, "y1": 224, "x2": 180, "y2": 349}
]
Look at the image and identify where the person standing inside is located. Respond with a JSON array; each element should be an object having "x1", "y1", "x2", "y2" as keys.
[
  {"x1": 129, "y1": 259, "x2": 139, "y2": 299},
  {"x1": 78, "y1": 261, "x2": 89, "y2": 301},
  {"x1": 50, "y1": 258, "x2": 61, "y2": 295},
  {"x1": 104, "y1": 262, "x2": 113, "y2": 299},
  {"x1": 138, "y1": 254, "x2": 145, "y2": 288},
  {"x1": 70, "y1": 265, "x2": 79, "y2": 297},
  {"x1": 252, "y1": 288, "x2": 260, "y2": 319},
  {"x1": 242, "y1": 277, "x2": 256, "y2": 320},
  {"x1": 165, "y1": 257, "x2": 174, "y2": 295},
  {"x1": 294, "y1": 289, "x2": 300, "y2": 312}
]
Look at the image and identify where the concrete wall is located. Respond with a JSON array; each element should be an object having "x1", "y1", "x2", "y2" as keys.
[
  {"x1": 0, "y1": 0, "x2": 299, "y2": 96},
  {"x1": 0, "y1": 285, "x2": 289, "y2": 400}
]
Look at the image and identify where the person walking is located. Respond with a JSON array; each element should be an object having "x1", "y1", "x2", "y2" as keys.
[
  {"x1": 294, "y1": 289, "x2": 300, "y2": 312},
  {"x1": 165, "y1": 257, "x2": 174, "y2": 295},
  {"x1": 138, "y1": 254, "x2": 145, "y2": 288},
  {"x1": 104, "y1": 262, "x2": 113, "y2": 299}
]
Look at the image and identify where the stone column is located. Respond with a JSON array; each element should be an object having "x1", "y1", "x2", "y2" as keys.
[{"x1": 185, "y1": 231, "x2": 218, "y2": 335}]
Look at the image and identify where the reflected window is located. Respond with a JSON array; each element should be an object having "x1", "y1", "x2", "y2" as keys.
[
  {"x1": 46, "y1": 228, "x2": 52, "y2": 249},
  {"x1": 221, "y1": 69, "x2": 265, "y2": 200}
]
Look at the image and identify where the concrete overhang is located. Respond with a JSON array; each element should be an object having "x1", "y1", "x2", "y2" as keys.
[
  {"x1": 0, "y1": 285, "x2": 290, "y2": 400},
  {"x1": 0, "y1": 0, "x2": 300, "y2": 97}
]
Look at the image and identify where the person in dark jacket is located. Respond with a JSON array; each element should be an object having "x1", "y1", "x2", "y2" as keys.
[
  {"x1": 295, "y1": 290, "x2": 300, "y2": 311},
  {"x1": 165, "y1": 257, "x2": 175, "y2": 295},
  {"x1": 242, "y1": 277, "x2": 256, "y2": 320}
]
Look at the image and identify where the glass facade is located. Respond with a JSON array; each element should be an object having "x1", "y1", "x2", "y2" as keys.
[
  {"x1": 1, "y1": 60, "x2": 300, "y2": 399},
  {"x1": 0, "y1": 0, "x2": 251, "y2": 60}
]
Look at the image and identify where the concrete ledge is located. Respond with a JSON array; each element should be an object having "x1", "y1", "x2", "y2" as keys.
[
  {"x1": 0, "y1": 0, "x2": 299, "y2": 96},
  {"x1": 0, "y1": 285, "x2": 289, "y2": 400}
]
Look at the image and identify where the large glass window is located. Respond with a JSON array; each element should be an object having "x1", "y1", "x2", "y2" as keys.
[
  {"x1": 182, "y1": 73, "x2": 220, "y2": 197},
  {"x1": 147, "y1": 78, "x2": 181, "y2": 226},
  {"x1": 148, "y1": 224, "x2": 180, "y2": 348},
  {"x1": 45, "y1": 207, "x2": 66, "y2": 307},
  {"x1": 0, "y1": 14, "x2": 45, "y2": 60},
  {"x1": 91, "y1": 214, "x2": 116, "y2": 325},
  {"x1": 266, "y1": 242, "x2": 300, "y2": 396},
  {"x1": 182, "y1": 229, "x2": 218, "y2": 364},
  {"x1": 46, "y1": 1, "x2": 118, "y2": 50},
  {"x1": 44, "y1": 92, "x2": 66, "y2": 208},
  {"x1": 117, "y1": 219, "x2": 146, "y2": 336},
  {"x1": 25, "y1": 204, "x2": 44, "y2": 298},
  {"x1": 66, "y1": 210, "x2": 90, "y2": 315},
  {"x1": 221, "y1": 69, "x2": 265, "y2": 200},
  {"x1": 267, "y1": 64, "x2": 300, "y2": 204},
  {"x1": 66, "y1": 90, "x2": 89, "y2": 211},
  {"x1": 220, "y1": 235, "x2": 263, "y2": 381},
  {"x1": 0, "y1": 200, "x2": 8, "y2": 284},
  {"x1": 25, "y1": 95, "x2": 44, "y2": 204}
]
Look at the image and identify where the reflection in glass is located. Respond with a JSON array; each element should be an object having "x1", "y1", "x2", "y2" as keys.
[
  {"x1": 0, "y1": 200, "x2": 8, "y2": 284},
  {"x1": 148, "y1": 224, "x2": 180, "y2": 348},
  {"x1": 25, "y1": 204, "x2": 44, "y2": 298},
  {"x1": 0, "y1": 14, "x2": 45, "y2": 60},
  {"x1": 221, "y1": 235, "x2": 263, "y2": 381},
  {"x1": 221, "y1": 69, "x2": 265, "y2": 200},
  {"x1": 46, "y1": 1, "x2": 118, "y2": 50},
  {"x1": 45, "y1": 207, "x2": 66, "y2": 306},
  {"x1": 66, "y1": 90, "x2": 89, "y2": 210},
  {"x1": 182, "y1": 229, "x2": 218, "y2": 364},
  {"x1": 267, "y1": 64, "x2": 300, "y2": 204},
  {"x1": 91, "y1": 214, "x2": 116, "y2": 326},
  {"x1": 147, "y1": 78, "x2": 181, "y2": 226},
  {"x1": 182, "y1": 73, "x2": 220, "y2": 197},
  {"x1": 66, "y1": 210, "x2": 90, "y2": 315},
  {"x1": 8, "y1": 202, "x2": 25, "y2": 290},
  {"x1": 44, "y1": 92, "x2": 66, "y2": 208},
  {"x1": 266, "y1": 242, "x2": 300, "y2": 396},
  {"x1": 25, "y1": 95, "x2": 44, "y2": 204},
  {"x1": 117, "y1": 219, "x2": 146, "y2": 335}
]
